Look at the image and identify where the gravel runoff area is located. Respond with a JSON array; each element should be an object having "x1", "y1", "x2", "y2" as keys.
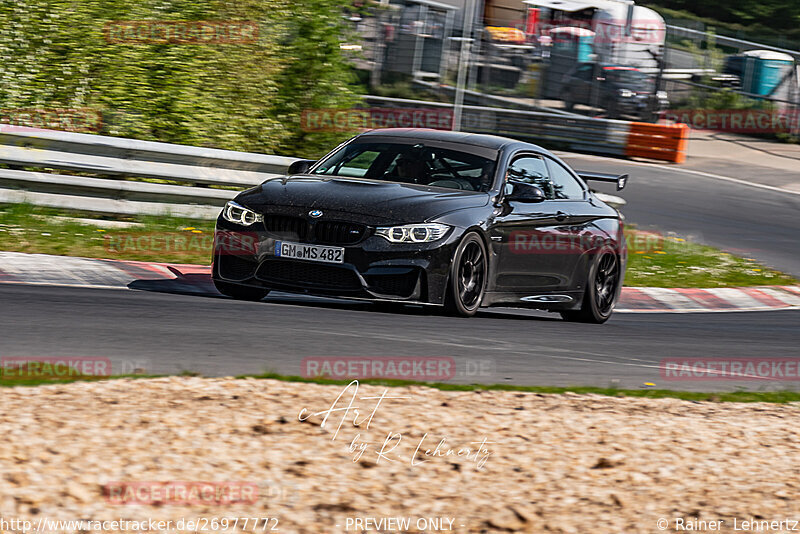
[{"x1": 2, "y1": 377, "x2": 799, "y2": 534}]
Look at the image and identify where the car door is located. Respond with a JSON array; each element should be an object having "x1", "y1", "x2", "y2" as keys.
[
  {"x1": 542, "y1": 155, "x2": 609, "y2": 290},
  {"x1": 489, "y1": 154, "x2": 578, "y2": 292}
]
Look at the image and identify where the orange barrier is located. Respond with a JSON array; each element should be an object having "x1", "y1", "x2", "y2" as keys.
[{"x1": 625, "y1": 122, "x2": 689, "y2": 163}]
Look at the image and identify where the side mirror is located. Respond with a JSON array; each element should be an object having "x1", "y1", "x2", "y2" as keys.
[
  {"x1": 287, "y1": 159, "x2": 316, "y2": 175},
  {"x1": 506, "y1": 182, "x2": 546, "y2": 203}
]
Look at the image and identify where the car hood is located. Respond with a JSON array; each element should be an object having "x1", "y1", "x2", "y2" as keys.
[{"x1": 235, "y1": 175, "x2": 490, "y2": 225}]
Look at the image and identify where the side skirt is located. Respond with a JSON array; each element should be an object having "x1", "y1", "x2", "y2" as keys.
[{"x1": 481, "y1": 290, "x2": 585, "y2": 311}]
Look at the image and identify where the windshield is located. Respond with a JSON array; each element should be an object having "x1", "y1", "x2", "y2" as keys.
[
  {"x1": 313, "y1": 142, "x2": 497, "y2": 192},
  {"x1": 606, "y1": 69, "x2": 653, "y2": 89}
]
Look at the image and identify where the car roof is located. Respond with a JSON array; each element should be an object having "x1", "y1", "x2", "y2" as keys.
[{"x1": 356, "y1": 128, "x2": 548, "y2": 153}]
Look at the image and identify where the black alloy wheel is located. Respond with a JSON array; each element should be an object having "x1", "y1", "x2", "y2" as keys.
[
  {"x1": 444, "y1": 232, "x2": 487, "y2": 317},
  {"x1": 561, "y1": 248, "x2": 620, "y2": 324}
]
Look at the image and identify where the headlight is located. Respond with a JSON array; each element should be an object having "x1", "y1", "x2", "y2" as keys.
[
  {"x1": 618, "y1": 89, "x2": 634, "y2": 98},
  {"x1": 222, "y1": 201, "x2": 263, "y2": 226},
  {"x1": 375, "y1": 223, "x2": 450, "y2": 243}
]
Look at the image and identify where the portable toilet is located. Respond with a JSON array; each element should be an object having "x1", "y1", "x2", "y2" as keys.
[
  {"x1": 725, "y1": 50, "x2": 795, "y2": 97},
  {"x1": 542, "y1": 27, "x2": 595, "y2": 98},
  {"x1": 549, "y1": 26, "x2": 595, "y2": 63}
]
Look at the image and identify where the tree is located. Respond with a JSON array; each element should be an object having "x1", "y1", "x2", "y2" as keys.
[{"x1": 0, "y1": 0, "x2": 358, "y2": 156}]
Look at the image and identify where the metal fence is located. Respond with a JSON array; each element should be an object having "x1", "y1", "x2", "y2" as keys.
[
  {"x1": 362, "y1": 95, "x2": 688, "y2": 162},
  {"x1": 0, "y1": 127, "x2": 297, "y2": 219},
  {"x1": 353, "y1": 4, "x2": 800, "y2": 136},
  {"x1": 0, "y1": 96, "x2": 689, "y2": 219}
]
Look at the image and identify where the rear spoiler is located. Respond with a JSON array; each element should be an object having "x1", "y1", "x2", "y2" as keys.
[{"x1": 577, "y1": 171, "x2": 628, "y2": 191}]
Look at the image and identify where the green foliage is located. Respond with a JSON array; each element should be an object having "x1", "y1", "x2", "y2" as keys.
[
  {"x1": 368, "y1": 81, "x2": 448, "y2": 103},
  {"x1": 645, "y1": 0, "x2": 800, "y2": 31},
  {"x1": 643, "y1": 2, "x2": 800, "y2": 49},
  {"x1": 776, "y1": 132, "x2": 800, "y2": 144},
  {"x1": 0, "y1": 0, "x2": 358, "y2": 157},
  {"x1": 680, "y1": 35, "x2": 725, "y2": 74},
  {"x1": 271, "y1": 0, "x2": 362, "y2": 158},
  {"x1": 685, "y1": 88, "x2": 775, "y2": 111}
]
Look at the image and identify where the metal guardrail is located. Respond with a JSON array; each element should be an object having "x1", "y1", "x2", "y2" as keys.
[
  {"x1": 0, "y1": 126, "x2": 298, "y2": 219},
  {"x1": 364, "y1": 95, "x2": 632, "y2": 157},
  {"x1": 0, "y1": 99, "x2": 684, "y2": 218},
  {"x1": 0, "y1": 128, "x2": 296, "y2": 173},
  {"x1": 409, "y1": 79, "x2": 585, "y2": 118}
]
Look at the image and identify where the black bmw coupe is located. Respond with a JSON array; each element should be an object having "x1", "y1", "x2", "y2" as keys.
[{"x1": 212, "y1": 129, "x2": 628, "y2": 322}]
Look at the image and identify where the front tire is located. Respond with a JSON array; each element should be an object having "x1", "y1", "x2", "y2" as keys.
[
  {"x1": 561, "y1": 249, "x2": 621, "y2": 324},
  {"x1": 213, "y1": 279, "x2": 269, "y2": 301},
  {"x1": 444, "y1": 232, "x2": 487, "y2": 317}
]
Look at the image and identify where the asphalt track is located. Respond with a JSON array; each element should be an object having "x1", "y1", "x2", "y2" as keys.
[
  {"x1": 1, "y1": 283, "x2": 799, "y2": 391},
  {"x1": 1, "y1": 157, "x2": 798, "y2": 391},
  {"x1": 558, "y1": 153, "x2": 800, "y2": 277}
]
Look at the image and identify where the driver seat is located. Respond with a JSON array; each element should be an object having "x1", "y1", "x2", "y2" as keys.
[{"x1": 394, "y1": 156, "x2": 427, "y2": 183}]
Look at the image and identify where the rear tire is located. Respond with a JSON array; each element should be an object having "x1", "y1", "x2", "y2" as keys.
[
  {"x1": 213, "y1": 279, "x2": 269, "y2": 301},
  {"x1": 443, "y1": 232, "x2": 487, "y2": 317},
  {"x1": 560, "y1": 248, "x2": 620, "y2": 324}
]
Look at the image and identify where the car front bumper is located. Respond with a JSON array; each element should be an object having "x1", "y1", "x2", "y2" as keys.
[{"x1": 211, "y1": 220, "x2": 460, "y2": 305}]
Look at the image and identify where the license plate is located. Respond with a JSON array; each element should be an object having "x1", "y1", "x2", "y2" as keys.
[{"x1": 274, "y1": 241, "x2": 344, "y2": 264}]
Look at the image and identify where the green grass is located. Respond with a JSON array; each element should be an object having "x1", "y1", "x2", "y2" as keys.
[
  {"x1": 0, "y1": 203, "x2": 216, "y2": 265},
  {"x1": 0, "y1": 203, "x2": 796, "y2": 287},
  {"x1": 243, "y1": 373, "x2": 800, "y2": 403},
  {"x1": 0, "y1": 373, "x2": 159, "y2": 387},
  {"x1": 2, "y1": 369, "x2": 800, "y2": 404},
  {"x1": 625, "y1": 229, "x2": 796, "y2": 287}
]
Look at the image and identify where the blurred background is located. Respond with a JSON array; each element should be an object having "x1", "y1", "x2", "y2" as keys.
[{"x1": 1, "y1": 0, "x2": 798, "y2": 158}]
